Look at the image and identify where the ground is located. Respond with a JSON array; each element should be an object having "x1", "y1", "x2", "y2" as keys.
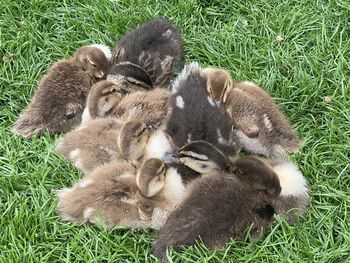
[{"x1": 1, "y1": 0, "x2": 349, "y2": 262}]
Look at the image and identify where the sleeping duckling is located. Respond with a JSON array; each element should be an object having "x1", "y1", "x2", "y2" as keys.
[
  {"x1": 12, "y1": 44, "x2": 112, "y2": 138},
  {"x1": 82, "y1": 82, "x2": 170, "y2": 130},
  {"x1": 224, "y1": 81, "x2": 302, "y2": 156},
  {"x1": 109, "y1": 17, "x2": 182, "y2": 94},
  {"x1": 56, "y1": 161, "x2": 153, "y2": 228},
  {"x1": 202, "y1": 68, "x2": 302, "y2": 156},
  {"x1": 56, "y1": 119, "x2": 149, "y2": 174},
  {"x1": 152, "y1": 154, "x2": 309, "y2": 261},
  {"x1": 165, "y1": 62, "x2": 240, "y2": 157}
]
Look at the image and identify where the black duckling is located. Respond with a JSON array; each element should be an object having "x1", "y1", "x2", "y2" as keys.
[
  {"x1": 12, "y1": 44, "x2": 112, "y2": 137},
  {"x1": 152, "y1": 153, "x2": 309, "y2": 261},
  {"x1": 108, "y1": 17, "x2": 182, "y2": 94},
  {"x1": 165, "y1": 62, "x2": 240, "y2": 157}
]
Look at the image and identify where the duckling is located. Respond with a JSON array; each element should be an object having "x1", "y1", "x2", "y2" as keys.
[
  {"x1": 83, "y1": 82, "x2": 170, "y2": 129},
  {"x1": 165, "y1": 62, "x2": 240, "y2": 157},
  {"x1": 223, "y1": 81, "x2": 302, "y2": 156},
  {"x1": 56, "y1": 119, "x2": 149, "y2": 174},
  {"x1": 152, "y1": 155, "x2": 309, "y2": 261},
  {"x1": 56, "y1": 161, "x2": 153, "y2": 228},
  {"x1": 12, "y1": 44, "x2": 112, "y2": 138},
  {"x1": 109, "y1": 17, "x2": 182, "y2": 95},
  {"x1": 202, "y1": 68, "x2": 302, "y2": 156}
]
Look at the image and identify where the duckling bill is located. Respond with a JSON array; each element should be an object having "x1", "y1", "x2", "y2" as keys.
[{"x1": 12, "y1": 44, "x2": 112, "y2": 138}]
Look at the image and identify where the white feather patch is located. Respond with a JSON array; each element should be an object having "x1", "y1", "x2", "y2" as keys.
[
  {"x1": 90, "y1": 44, "x2": 112, "y2": 60},
  {"x1": 144, "y1": 130, "x2": 172, "y2": 160},
  {"x1": 176, "y1": 95, "x2": 185, "y2": 109},
  {"x1": 121, "y1": 197, "x2": 137, "y2": 205},
  {"x1": 171, "y1": 62, "x2": 202, "y2": 92},
  {"x1": 83, "y1": 207, "x2": 95, "y2": 220},
  {"x1": 163, "y1": 167, "x2": 186, "y2": 205},
  {"x1": 263, "y1": 114, "x2": 273, "y2": 131},
  {"x1": 79, "y1": 178, "x2": 94, "y2": 188},
  {"x1": 273, "y1": 162, "x2": 308, "y2": 197},
  {"x1": 69, "y1": 149, "x2": 81, "y2": 160},
  {"x1": 207, "y1": 96, "x2": 216, "y2": 106},
  {"x1": 81, "y1": 107, "x2": 91, "y2": 125}
]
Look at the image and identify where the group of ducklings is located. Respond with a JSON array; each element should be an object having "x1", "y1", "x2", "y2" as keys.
[{"x1": 13, "y1": 18, "x2": 309, "y2": 261}]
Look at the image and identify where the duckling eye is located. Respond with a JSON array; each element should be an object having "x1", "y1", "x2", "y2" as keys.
[
  {"x1": 120, "y1": 89, "x2": 129, "y2": 96},
  {"x1": 235, "y1": 169, "x2": 244, "y2": 176},
  {"x1": 278, "y1": 133, "x2": 287, "y2": 140},
  {"x1": 91, "y1": 63, "x2": 97, "y2": 68},
  {"x1": 111, "y1": 88, "x2": 118, "y2": 94},
  {"x1": 201, "y1": 164, "x2": 208, "y2": 169},
  {"x1": 65, "y1": 112, "x2": 75, "y2": 120}
]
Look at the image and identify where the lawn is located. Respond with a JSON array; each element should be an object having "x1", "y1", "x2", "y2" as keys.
[{"x1": 1, "y1": 0, "x2": 349, "y2": 262}]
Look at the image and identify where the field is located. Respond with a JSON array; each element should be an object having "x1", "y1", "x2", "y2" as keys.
[{"x1": 1, "y1": 0, "x2": 349, "y2": 262}]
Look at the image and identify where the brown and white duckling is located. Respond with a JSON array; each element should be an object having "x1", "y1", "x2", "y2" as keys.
[
  {"x1": 82, "y1": 82, "x2": 170, "y2": 130},
  {"x1": 165, "y1": 62, "x2": 240, "y2": 157},
  {"x1": 109, "y1": 17, "x2": 182, "y2": 94},
  {"x1": 56, "y1": 119, "x2": 149, "y2": 174},
  {"x1": 202, "y1": 68, "x2": 302, "y2": 156},
  {"x1": 12, "y1": 44, "x2": 112, "y2": 138},
  {"x1": 56, "y1": 161, "x2": 156, "y2": 228},
  {"x1": 152, "y1": 153, "x2": 309, "y2": 261}
]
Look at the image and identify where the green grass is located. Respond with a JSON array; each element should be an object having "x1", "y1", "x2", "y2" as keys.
[{"x1": 1, "y1": 0, "x2": 349, "y2": 262}]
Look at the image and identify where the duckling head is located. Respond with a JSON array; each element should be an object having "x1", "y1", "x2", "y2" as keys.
[
  {"x1": 178, "y1": 140, "x2": 230, "y2": 174},
  {"x1": 118, "y1": 121, "x2": 149, "y2": 163},
  {"x1": 136, "y1": 158, "x2": 166, "y2": 197},
  {"x1": 230, "y1": 156, "x2": 281, "y2": 196},
  {"x1": 75, "y1": 45, "x2": 111, "y2": 79},
  {"x1": 86, "y1": 80, "x2": 126, "y2": 119},
  {"x1": 202, "y1": 67, "x2": 233, "y2": 106}
]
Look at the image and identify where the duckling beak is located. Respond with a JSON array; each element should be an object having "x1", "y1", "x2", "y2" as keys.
[{"x1": 161, "y1": 151, "x2": 179, "y2": 164}]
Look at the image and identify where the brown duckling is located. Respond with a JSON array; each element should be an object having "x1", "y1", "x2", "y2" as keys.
[
  {"x1": 202, "y1": 68, "x2": 302, "y2": 156},
  {"x1": 56, "y1": 118, "x2": 149, "y2": 174},
  {"x1": 56, "y1": 161, "x2": 155, "y2": 228},
  {"x1": 12, "y1": 44, "x2": 112, "y2": 137},
  {"x1": 152, "y1": 153, "x2": 309, "y2": 261},
  {"x1": 83, "y1": 81, "x2": 170, "y2": 130}
]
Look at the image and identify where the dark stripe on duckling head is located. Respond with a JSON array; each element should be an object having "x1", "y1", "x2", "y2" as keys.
[
  {"x1": 180, "y1": 140, "x2": 230, "y2": 170},
  {"x1": 108, "y1": 62, "x2": 153, "y2": 90}
]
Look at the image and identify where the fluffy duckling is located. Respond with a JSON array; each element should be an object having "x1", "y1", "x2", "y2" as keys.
[
  {"x1": 165, "y1": 62, "x2": 240, "y2": 156},
  {"x1": 83, "y1": 81, "x2": 170, "y2": 130},
  {"x1": 56, "y1": 118, "x2": 149, "y2": 174},
  {"x1": 152, "y1": 155, "x2": 309, "y2": 261},
  {"x1": 202, "y1": 68, "x2": 302, "y2": 156},
  {"x1": 109, "y1": 17, "x2": 182, "y2": 94},
  {"x1": 56, "y1": 161, "x2": 158, "y2": 228},
  {"x1": 12, "y1": 44, "x2": 112, "y2": 138}
]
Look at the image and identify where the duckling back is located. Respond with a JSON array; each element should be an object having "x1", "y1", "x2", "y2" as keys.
[
  {"x1": 56, "y1": 118, "x2": 124, "y2": 174},
  {"x1": 165, "y1": 62, "x2": 239, "y2": 156},
  {"x1": 110, "y1": 18, "x2": 182, "y2": 89},
  {"x1": 108, "y1": 88, "x2": 170, "y2": 130}
]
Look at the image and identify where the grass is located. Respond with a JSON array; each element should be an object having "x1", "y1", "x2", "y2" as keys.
[{"x1": 1, "y1": 0, "x2": 349, "y2": 262}]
